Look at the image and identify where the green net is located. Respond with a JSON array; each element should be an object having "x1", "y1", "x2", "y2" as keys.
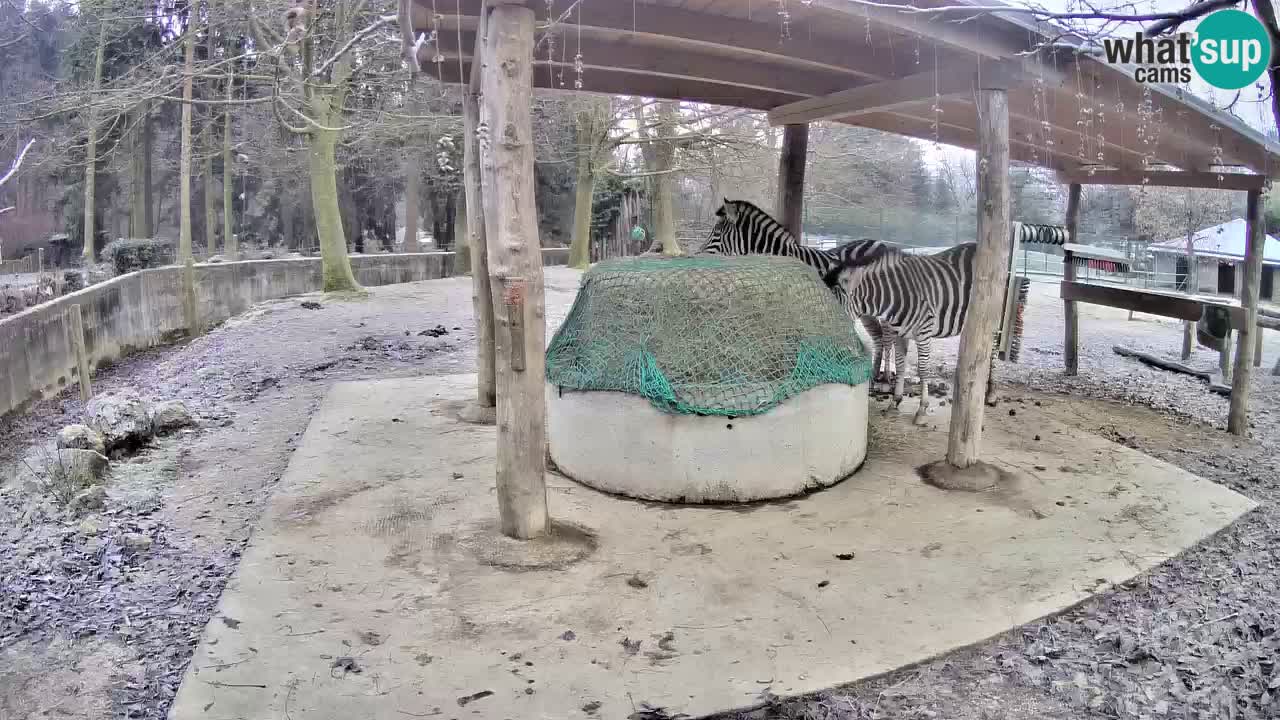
[{"x1": 545, "y1": 255, "x2": 874, "y2": 417}]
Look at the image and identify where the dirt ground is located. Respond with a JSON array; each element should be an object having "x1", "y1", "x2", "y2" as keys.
[{"x1": 3, "y1": 269, "x2": 1280, "y2": 720}]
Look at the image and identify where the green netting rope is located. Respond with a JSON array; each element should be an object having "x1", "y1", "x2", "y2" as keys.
[{"x1": 545, "y1": 255, "x2": 873, "y2": 417}]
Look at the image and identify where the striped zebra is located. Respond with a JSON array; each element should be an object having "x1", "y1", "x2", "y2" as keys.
[
  {"x1": 700, "y1": 198, "x2": 899, "y2": 381},
  {"x1": 822, "y1": 243, "x2": 1001, "y2": 425}
]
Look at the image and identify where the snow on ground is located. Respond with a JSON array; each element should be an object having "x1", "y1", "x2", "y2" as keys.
[{"x1": 3, "y1": 267, "x2": 1280, "y2": 720}]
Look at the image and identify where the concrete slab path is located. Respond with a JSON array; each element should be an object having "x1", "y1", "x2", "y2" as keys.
[{"x1": 168, "y1": 374, "x2": 1256, "y2": 720}]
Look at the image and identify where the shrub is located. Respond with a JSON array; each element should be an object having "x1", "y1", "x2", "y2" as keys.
[{"x1": 102, "y1": 238, "x2": 173, "y2": 275}]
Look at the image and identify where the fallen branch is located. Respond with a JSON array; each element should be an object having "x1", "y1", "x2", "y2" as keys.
[
  {"x1": 1113, "y1": 345, "x2": 1209, "y2": 380},
  {"x1": 1113, "y1": 345, "x2": 1233, "y2": 397}
]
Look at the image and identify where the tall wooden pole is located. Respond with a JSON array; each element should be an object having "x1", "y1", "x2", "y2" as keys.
[
  {"x1": 1228, "y1": 188, "x2": 1265, "y2": 435},
  {"x1": 1063, "y1": 183, "x2": 1082, "y2": 376},
  {"x1": 775, "y1": 123, "x2": 808, "y2": 239},
  {"x1": 479, "y1": 2, "x2": 549, "y2": 539},
  {"x1": 945, "y1": 86, "x2": 1010, "y2": 469},
  {"x1": 463, "y1": 5, "x2": 496, "y2": 416}
]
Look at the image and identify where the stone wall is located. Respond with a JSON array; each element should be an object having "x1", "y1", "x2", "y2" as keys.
[{"x1": 1, "y1": 249, "x2": 570, "y2": 419}]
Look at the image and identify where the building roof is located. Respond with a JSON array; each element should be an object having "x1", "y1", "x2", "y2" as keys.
[
  {"x1": 1149, "y1": 219, "x2": 1280, "y2": 264},
  {"x1": 415, "y1": 0, "x2": 1280, "y2": 179}
]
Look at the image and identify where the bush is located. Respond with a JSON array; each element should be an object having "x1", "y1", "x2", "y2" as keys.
[{"x1": 102, "y1": 238, "x2": 173, "y2": 275}]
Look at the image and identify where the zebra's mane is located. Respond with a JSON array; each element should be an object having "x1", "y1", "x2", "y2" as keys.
[
  {"x1": 719, "y1": 198, "x2": 796, "y2": 240},
  {"x1": 821, "y1": 245, "x2": 896, "y2": 288}
]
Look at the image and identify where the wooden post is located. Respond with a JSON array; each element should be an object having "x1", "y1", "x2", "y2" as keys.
[
  {"x1": 1228, "y1": 188, "x2": 1265, "y2": 435},
  {"x1": 775, "y1": 123, "x2": 808, "y2": 239},
  {"x1": 1063, "y1": 183, "x2": 1082, "y2": 376},
  {"x1": 479, "y1": 2, "x2": 549, "y2": 539},
  {"x1": 66, "y1": 304, "x2": 92, "y2": 403},
  {"x1": 37, "y1": 247, "x2": 44, "y2": 279},
  {"x1": 1255, "y1": 326, "x2": 1264, "y2": 367},
  {"x1": 945, "y1": 87, "x2": 1010, "y2": 469},
  {"x1": 463, "y1": 5, "x2": 496, "y2": 417}
]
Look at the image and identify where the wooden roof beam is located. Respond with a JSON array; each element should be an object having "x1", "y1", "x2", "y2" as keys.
[
  {"x1": 799, "y1": 0, "x2": 1026, "y2": 59},
  {"x1": 1055, "y1": 169, "x2": 1270, "y2": 191},
  {"x1": 767, "y1": 58, "x2": 1063, "y2": 127},
  {"x1": 846, "y1": 109, "x2": 1081, "y2": 173},
  {"x1": 419, "y1": 0, "x2": 926, "y2": 83},
  {"x1": 426, "y1": 58, "x2": 807, "y2": 111},
  {"x1": 435, "y1": 31, "x2": 857, "y2": 99}
]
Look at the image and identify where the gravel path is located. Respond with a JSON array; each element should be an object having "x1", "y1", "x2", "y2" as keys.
[{"x1": 3, "y1": 268, "x2": 1280, "y2": 720}]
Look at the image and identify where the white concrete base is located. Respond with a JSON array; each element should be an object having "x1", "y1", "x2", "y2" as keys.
[
  {"x1": 167, "y1": 375, "x2": 1257, "y2": 720},
  {"x1": 546, "y1": 382, "x2": 869, "y2": 502}
]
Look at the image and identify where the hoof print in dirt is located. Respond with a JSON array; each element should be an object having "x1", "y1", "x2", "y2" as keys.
[
  {"x1": 418, "y1": 325, "x2": 449, "y2": 337},
  {"x1": 150, "y1": 400, "x2": 195, "y2": 435},
  {"x1": 86, "y1": 391, "x2": 154, "y2": 453},
  {"x1": 57, "y1": 424, "x2": 107, "y2": 456},
  {"x1": 300, "y1": 301, "x2": 323, "y2": 310}
]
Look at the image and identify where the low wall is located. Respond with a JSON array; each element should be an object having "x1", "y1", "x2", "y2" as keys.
[{"x1": 1, "y1": 249, "x2": 570, "y2": 419}]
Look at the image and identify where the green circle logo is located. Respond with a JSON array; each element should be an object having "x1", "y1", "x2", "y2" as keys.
[{"x1": 1192, "y1": 9, "x2": 1272, "y2": 90}]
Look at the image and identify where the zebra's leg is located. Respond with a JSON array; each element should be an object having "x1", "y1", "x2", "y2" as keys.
[
  {"x1": 985, "y1": 330, "x2": 999, "y2": 406},
  {"x1": 862, "y1": 316, "x2": 888, "y2": 383},
  {"x1": 913, "y1": 337, "x2": 933, "y2": 425},
  {"x1": 891, "y1": 334, "x2": 909, "y2": 412}
]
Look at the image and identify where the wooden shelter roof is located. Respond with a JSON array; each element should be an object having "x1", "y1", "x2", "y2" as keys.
[{"x1": 412, "y1": 0, "x2": 1280, "y2": 181}]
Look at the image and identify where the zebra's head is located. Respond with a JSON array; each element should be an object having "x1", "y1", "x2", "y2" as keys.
[{"x1": 701, "y1": 198, "x2": 747, "y2": 255}]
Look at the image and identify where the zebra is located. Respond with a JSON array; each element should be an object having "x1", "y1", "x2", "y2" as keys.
[
  {"x1": 699, "y1": 198, "x2": 900, "y2": 381},
  {"x1": 822, "y1": 243, "x2": 1001, "y2": 425}
]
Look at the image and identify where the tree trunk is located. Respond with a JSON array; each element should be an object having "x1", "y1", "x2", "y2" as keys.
[
  {"x1": 632, "y1": 100, "x2": 681, "y2": 255},
  {"x1": 129, "y1": 112, "x2": 147, "y2": 237},
  {"x1": 403, "y1": 158, "x2": 421, "y2": 252},
  {"x1": 568, "y1": 150, "x2": 594, "y2": 268},
  {"x1": 204, "y1": 135, "x2": 217, "y2": 254},
  {"x1": 282, "y1": 202, "x2": 295, "y2": 250},
  {"x1": 429, "y1": 188, "x2": 444, "y2": 249},
  {"x1": 143, "y1": 110, "x2": 153, "y2": 236},
  {"x1": 454, "y1": 189, "x2": 471, "y2": 273},
  {"x1": 444, "y1": 191, "x2": 456, "y2": 250},
  {"x1": 178, "y1": 2, "x2": 196, "y2": 263},
  {"x1": 568, "y1": 101, "x2": 604, "y2": 269},
  {"x1": 402, "y1": 80, "x2": 422, "y2": 253},
  {"x1": 309, "y1": 126, "x2": 360, "y2": 292},
  {"x1": 223, "y1": 77, "x2": 236, "y2": 257},
  {"x1": 82, "y1": 19, "x2": 108, "y2": 264}
]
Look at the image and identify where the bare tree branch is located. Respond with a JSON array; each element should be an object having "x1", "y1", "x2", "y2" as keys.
[
  {"x1": 312, "y1": 14, "x2": 397, "y2": 78},
  {"x1": 0, "y1": 138, "x2": 35, "y2": 188},
  {"x1": 836, "y1": 0, "x2": 1241, "y2": 25},
  {"x1": 1147, "y1": 0, "x2": 1241, "y2": 34}
]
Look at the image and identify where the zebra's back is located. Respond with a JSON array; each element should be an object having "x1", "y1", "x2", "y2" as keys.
[{"x1": 847, "y1": 242, "x2": 976, "y2": 340}]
